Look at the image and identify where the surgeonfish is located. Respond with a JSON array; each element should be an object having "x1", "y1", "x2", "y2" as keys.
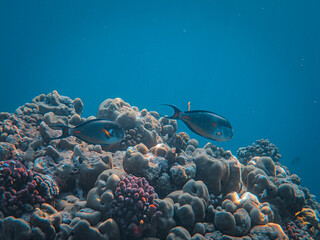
[
  {"x1": 51, "y1": 119, "x2": 124, "y2": 145},
  {"x1": 163, "y1": 104, "x2": 233, "y2": 142}
]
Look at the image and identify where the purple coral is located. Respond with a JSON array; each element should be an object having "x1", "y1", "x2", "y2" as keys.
[
  {"x1": 0, "y1": 160, "x2": 59, "y2": 217},
  {"x1": 109, "y1": 175, "x2": 161, "y2": 238},
  {"x1": 33, "y1": 173, "x2": 59, "y2": 202},
  {"x1": 237, "y1": 139, "x2": 281, "y2": 165}
]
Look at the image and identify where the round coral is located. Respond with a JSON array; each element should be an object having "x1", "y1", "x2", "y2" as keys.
[
  {"x1": 109, "y1": 175, "x2": 162, "y2": 239},
  {"x1": 237, "y1": 139, "x2": 281, "y2": 165},
  {"x1": 0, "y1": 160, "x2": 59, "y2": 217}
]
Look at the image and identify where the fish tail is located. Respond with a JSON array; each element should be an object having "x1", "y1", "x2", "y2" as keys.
[
  {"x1": 162, "y1": 104, "x2": 182, "y2": 119},
  {"x1": 50, "y1": 125, "x2": 71, "y2": 139}
]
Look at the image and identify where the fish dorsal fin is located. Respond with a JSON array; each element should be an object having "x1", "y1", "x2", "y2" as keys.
[
  {"x1": 184, "y1": 110, "x2": 224, "y2": 120},
  {"x1": 185, "y1": 110, "x2": 218, "y2": 114}
]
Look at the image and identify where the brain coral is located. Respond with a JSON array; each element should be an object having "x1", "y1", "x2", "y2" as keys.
[{"x1": 194, "y1": 148, "x2": 241, "y2": 196}]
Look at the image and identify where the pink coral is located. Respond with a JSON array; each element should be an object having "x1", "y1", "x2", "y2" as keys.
[{"x1": 109, "y1": 175, "x2": 161, "y2": 238}]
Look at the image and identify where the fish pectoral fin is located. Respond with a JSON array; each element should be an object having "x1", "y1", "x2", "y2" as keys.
[
  {"x1": 183, "y1": 121, "x2": 205, "y2": 137},
  {"x1": 103, "y1": 129, "x2": 112, "y2": 138}
]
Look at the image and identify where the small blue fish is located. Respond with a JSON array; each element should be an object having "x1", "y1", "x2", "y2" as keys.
[
  {"x1": 51, "y1": 119, "x2": 124, "y2": 145},
  {"x1": 163, "y1": 104, "x2": 233, "y2": 141}
]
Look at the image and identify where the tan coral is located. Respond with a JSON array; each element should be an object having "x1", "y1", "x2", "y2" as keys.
[
  {"x1": 0, "y1": 216, "x2": 32, "y2": 240},
  {"x1": 30, "y1": 203, "x2": 62, "y2": 238}
]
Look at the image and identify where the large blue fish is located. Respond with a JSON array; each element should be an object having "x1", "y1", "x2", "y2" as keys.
[
  {"x1": 163, "y1": 104, "x2": 233, "y2": 141},
  {"x1": 51, "y1": 119, "x2": 124, "y2": 145}
]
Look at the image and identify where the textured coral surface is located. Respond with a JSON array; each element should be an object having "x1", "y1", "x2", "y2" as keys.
[{"x1": 0, "y1": 91, "x2": 319, "y2": 240}]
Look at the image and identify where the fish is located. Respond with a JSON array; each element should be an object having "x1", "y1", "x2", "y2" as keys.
[
  {"x1": 163, "y1": 104, "x2": 233, "y2": 141},
  {"x1": 50, "y1": 119, "x2": 125, "y2": 145}
]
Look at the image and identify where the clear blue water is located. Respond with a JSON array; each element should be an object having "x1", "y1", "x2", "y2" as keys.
[{"x1": 1, "y1": 1, "x2": 319, "y2": 198}]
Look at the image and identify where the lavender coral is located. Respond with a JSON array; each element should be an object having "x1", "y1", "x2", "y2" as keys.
[{"x1": 109, "y1": 175, "x2": 161, "y2": 239}]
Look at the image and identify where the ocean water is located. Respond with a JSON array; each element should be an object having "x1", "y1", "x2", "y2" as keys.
[{"x1": 1, "y1": 0, "x2": 319, "y2": 202}]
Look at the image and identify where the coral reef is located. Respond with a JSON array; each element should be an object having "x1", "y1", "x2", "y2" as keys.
[
  {"x1": 237, "y1": 139, "x2": 281, "y2": 165},
  {"x1": 86, "y1": 169, "x2": 124, "y2": 213},
  {"x1": 71, "y1": 217, "x2": 120, "y2": 240},
  {"x1": 0, "y1": 160, "x2": 59, "y2": 217},
  {"x1": 242, "y1": 156, "x2": 305, "y2": 218},
  {"x1": 123, "y1": 141, "x2": 197, "y2": 197},
  {"x1": 167, "y1": 226, "x2": 205, "y2": 240},
  {"x1": 0, "y1": 91, "x2": 319, "y2": 240},
  {"x1": 0, "y1": 216, "x2": 32, "y2": 240},
  {"x1": 282, "y1": 220, "x2": 313, "y2": 239},
  {"x1": 155, "y1": 197, "x2": 176, "y2": 239},
  {"x1": 30, "y1": 203, "x2": 62, "y2": 239},
  {"x1": 167, "y1": 179, "x2": 209, "y2": 229},
  {"x1": 194, "y1": 146, "x2": 241, "y2": 196}
]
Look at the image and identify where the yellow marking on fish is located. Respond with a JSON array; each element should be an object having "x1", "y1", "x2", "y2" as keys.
[
  {"x1": 217, "y1": 132, "x2": 222, "y2": 135},
  {"x1": 188, "y1": 102, "x2": 191, "y2": 111},
  {"x1": 104, "y1": 129, "x2": 112, "y2": 138}
]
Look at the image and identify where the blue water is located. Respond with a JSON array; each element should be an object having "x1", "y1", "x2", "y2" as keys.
[{"x1": 1, "y1": 1, "x2": 320, "y2": 198}]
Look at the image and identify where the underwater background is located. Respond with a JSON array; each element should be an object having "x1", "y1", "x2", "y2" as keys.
[
  {"x1": 0, "y1": 2, "x2": 320, "y2": 238},
  {"x1": 2, "y1": 0, "x2": 319, "y2": 197}
]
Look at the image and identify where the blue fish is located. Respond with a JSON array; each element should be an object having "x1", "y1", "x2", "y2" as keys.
[
  {"x1": 51, "y1": 119, "x2": 124, "y2": 145},
  {"x1": 163, "y1": 104, "x2": 233, "y2": 141}
]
